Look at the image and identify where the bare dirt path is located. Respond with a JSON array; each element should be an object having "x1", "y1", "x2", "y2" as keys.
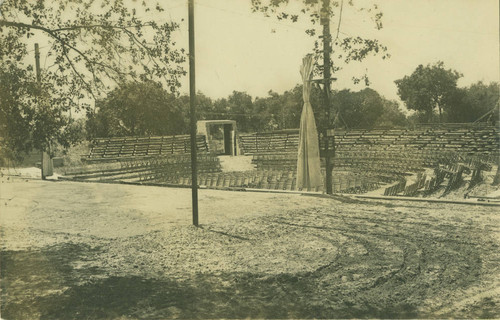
[{"x1": 1, "y1": 178, "x2": 499, "y2": 319}]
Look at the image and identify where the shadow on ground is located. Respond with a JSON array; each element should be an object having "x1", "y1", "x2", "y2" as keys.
[
  {"x1": 2, "y1": 262, "x2": 417, "y2": 319},
  {"x1": 1, "y1": 237, "x2": 495, "y2": 319}
]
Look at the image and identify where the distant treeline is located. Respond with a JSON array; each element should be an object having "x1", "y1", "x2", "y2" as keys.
[
  {"x1": 85, "y1": 82, "x2": 408, "y2": 138},
  {"x1": 86, "y1": 79, "x2": 498, "y2": 139}
]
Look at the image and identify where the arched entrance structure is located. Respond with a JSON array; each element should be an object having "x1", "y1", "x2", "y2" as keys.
[{"x1": 196, "y1": 120, "x2": 238, "y2": 156}]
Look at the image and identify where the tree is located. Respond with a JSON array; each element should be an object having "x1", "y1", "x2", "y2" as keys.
[
  {"x1": 1, "y1": 0, "x2": 185, "y2": 95},
  {"x1": 253, "y1": 91, "x2": 282, "y2": 131},
  {"x1": 443, "y1": 81, "x2": 499, "y2": 123},
  {"x1": 254, "y1": 87, "x2": 304, "y2": 131},
  {"x1": 224, "y1": 91, "x2": 255, "y2": 133},
  {"x1": 251, "y1": 0, "x2": 389, "y2": 83},
  {"x1": 375, "y1": 99, "x2": 407, "y2": 128},
  {"x1": 87, "y1": 81, "x2": 186, "y2": 138},
  {"x1": 395, "y1": 61, "x2": 462, "y2": 123},
  {"x1": 0, "y1": 0, "x2": 185, "y2": 159},
  {"x1": 330, "y1": 88, "x2": 406, "y2": 129},
  {"x1": 0, "y1": 63, "x2": 34, "y2": 163},
  {"x1": 0, "y1": 60, "x2": 80, "y2": 163},
  {"x1": 331, "y1": 88, "x2": 380, "y2": 129},
  {"x1": 464, "y1": 82, "x2": 499, "y2": 124}
]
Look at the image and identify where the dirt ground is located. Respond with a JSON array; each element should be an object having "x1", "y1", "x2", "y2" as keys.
[{"x1": 1, "y1": 176, "x2": 499, "y2": 319}]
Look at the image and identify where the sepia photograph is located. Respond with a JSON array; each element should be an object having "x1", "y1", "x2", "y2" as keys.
[{"x1": 0, "y1": 0, "x2": 499, "y2": 318}]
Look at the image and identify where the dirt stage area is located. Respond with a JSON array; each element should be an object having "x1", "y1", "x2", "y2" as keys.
[{"x1": 1, "y1": 176, "x2": 499, "y2": 319}]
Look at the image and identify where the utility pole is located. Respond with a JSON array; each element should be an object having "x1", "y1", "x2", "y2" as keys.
[
  {"x1": 35, "y1": 43, "x2": 43, "y2": 180},
  {"x1": 35, "y1": 43, "x2": 41, "y2": 83},
  {"x1": 188, "y1": 0, "x2": 199, "y2": 226},
  {"x1": 321, "y1": 0, "x2": 333, "y2": 194},
  {"x1": 35, "y1": 43, "x2": 52, "y2": 180}
]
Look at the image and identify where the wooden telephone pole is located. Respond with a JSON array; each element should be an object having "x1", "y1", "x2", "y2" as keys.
[
  {"x1": 188, "y1": 0, "x2": 199, "y2": 226},
  {"x1": 321, "y1": 0, "x2": 334, "y2": 194},
  {"x1": 35, "y1": 43, "x2": 53, "y2": 180}
]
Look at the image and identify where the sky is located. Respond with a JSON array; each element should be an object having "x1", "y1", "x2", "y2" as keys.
[{"x1": 160, "y1": 0, "x2": 499, "y2": 106}]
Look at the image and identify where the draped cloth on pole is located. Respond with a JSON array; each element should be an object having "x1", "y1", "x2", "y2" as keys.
[{"x1": 296, "y1": 54, "x2": 322, "y2": 191}]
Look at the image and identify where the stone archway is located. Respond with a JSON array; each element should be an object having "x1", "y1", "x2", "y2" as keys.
[{"x1": 196, "y1": 120, "x2": 238, "y2": 156}]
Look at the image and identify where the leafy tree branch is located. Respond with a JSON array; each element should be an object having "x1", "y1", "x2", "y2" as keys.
[
  {"x1": 0, "y1": 0, "x2": 186, "y2": 162},
  {"x1": 251, "y1": 0, "x2": 389, "y2": 83}
]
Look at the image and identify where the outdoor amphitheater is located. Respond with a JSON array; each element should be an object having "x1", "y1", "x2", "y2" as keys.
[
  {"x1": 60, "y1": 122, "x2": 499, "y2": 200},
  {"x1": 1, "y1": 121, "x2": 499, "y2": 319}
]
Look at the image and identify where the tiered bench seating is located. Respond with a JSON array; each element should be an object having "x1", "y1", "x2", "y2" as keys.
[
  {"x1": 64, "y1": 124, "x2": 497, "y2": 195},
  {"x1": 84, "y1": 135, "x2": 209, "y2": 162},
  {"x1": 237, "y1": 124, "x2": 497, "y2": 194},
  {"x1": 238, "y1": 125, "x2": 499, "y2": 157},
  {"x1": 238, "y1": 130, "x2": 299, "y2": 155},
  {"x1": 61, "y1": 154, "x2": 221, "y2": 183},
  {"x1": 251, "y1": 152, "x2": 298, "y2": 170}
]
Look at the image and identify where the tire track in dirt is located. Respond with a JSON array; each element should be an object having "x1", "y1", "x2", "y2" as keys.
[{"x1": 264, "y1": 203, "x2": 496, "y2": 317}]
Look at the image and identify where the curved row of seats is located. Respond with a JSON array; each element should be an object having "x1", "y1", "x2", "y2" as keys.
[
  {"x1": 250, "y1": 149, "x2": 493, "y2": 174},
  {"x1": 60, "y1": 154, "x2": 221, "y2": 183},
  {"x1": 238, "y1": 125, "x2": 499, "y2": 156},
  {"x1": 84, "y1": 134, "x2": 209, "y2": 162},
  {"x1": 145, "y1": 169, "x2": 380, "y2": 194}
]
